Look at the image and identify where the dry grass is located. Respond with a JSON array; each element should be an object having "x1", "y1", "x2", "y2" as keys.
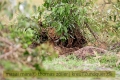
[{"x1": 17, "y1": 0, "x2": 44, "y2": 5}]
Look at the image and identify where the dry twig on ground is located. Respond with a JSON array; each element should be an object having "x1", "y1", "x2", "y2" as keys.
[
  {"x1": 0, "y1": 36, "x2": 21, "y2": 59},
  {"x1": 0, "y1": 36, "x2": 13, "y2": 45},
  {"x1": 0, "y1": 44, "x2": 21, "y2": 59}
]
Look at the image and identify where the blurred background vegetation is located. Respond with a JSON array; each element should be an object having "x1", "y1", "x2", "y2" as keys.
[{"x1": 0, "y1": 0, "x2": 120, "y2": 80}]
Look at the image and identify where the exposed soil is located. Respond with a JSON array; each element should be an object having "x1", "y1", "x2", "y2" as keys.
[
  {"x1": 51, "y1": 27, "x2": 87, "y2": 48},
  {"x1": 53, "y1": 45, "x2": 109, "y2": 59},
  {"x1": 33, "y1": 20, "x2": 88, "y2": 55},
  {"x1": 30, "y1": 22, "x2": 112, "y2": 59}
]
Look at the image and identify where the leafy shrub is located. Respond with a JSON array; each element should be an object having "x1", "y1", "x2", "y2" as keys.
[{"x1": 39, "y1": 0, "x2": 94, "y2": 41}]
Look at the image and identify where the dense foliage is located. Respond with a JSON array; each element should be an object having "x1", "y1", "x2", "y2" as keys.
[{"x1": 40, "y1": 0, "x2": 94, "y2": 40}]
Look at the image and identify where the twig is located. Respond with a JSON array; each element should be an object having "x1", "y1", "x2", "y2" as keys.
[
  {"x1": 0, "y1": 36, "x2": 13, "y2": 45},
  {"x1": 85, "y1": 22, "x2": 99, "y2": 42},
  {"x1": 0, "y1": 44, "x2": 21, "y2": 59}
]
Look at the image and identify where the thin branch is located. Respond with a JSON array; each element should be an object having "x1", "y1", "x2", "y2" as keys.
[
  {"x1": 0, "y1": 36, "x2": 13, "y2": 45},
  {"x1": 85, "y1": 22, "x2": 99, "y2": 42},
  {"x1": 0, "y1": 44, "x2": 21, "y2": 59}
]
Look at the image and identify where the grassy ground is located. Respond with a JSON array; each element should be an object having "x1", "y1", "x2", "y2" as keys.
[
  {"x1": 42, "y1": 54, "x2": 120, "y2": 79},
  {"x1": 0, "y1": 0, "x2": 120, "y2": 80},
  {"x1": 1, "y1": 53, "x2": 120, "y2": 80}
]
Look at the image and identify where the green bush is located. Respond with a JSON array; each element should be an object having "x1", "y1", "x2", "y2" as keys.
[{"x1": 39, "y1": 0, "x2": 94, "y2": 41}]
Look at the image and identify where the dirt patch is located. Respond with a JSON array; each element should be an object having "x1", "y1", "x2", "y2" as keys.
[
  {"x1": 73, "y1": 46, "x2": 108, "y2": 59},
  {"x1": 54, "y1": 45, "x2": 108, "y2": 59},
  {"x1": 31, "y1": 22, "x2": 109, "y2": 59}
]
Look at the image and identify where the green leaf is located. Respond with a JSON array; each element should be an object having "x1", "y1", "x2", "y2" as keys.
[
  {"x1": 33, "y1": 63, "x2": 42, "y2": 71},
  {"x1": 63, "y1": 26, "x2": 68, "y2": 33},
  {"x1": 109, "y1": 16, "x2": 112, "y2": 20},
  {"x1": 114, "y1": 15, "x2": 116, "y2": 22},
  {"x1": 56, "y1": 22, "x2": 62, "y2": 32},
  {"x1": 59, "y1": 6, "x2": 64, "y2": 15},
  {"x1": 60, "y1": 36, "x2": 66, "y2": 40},
  {"x1": 23, "y1": 50, "x2": 30, "y2": 56}
]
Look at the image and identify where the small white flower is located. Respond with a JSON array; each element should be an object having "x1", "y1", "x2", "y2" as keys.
[
  {"x1": 19, "y1": 4, "x2": 24, "y2": 13},
  {"x1": 107, "y1": 9, "x2": 111, "y2": 14}
]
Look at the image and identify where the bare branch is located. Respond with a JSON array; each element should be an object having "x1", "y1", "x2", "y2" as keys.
[
  {"x1": 0, "y1": 36, "x2": 13, "y2": 45},
  {"x1": 85, "y1": 22, "x2": 99, "y2": 42},
  {"x1": 0, "y1": 44, "x2": 21, "y2": 59}
]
